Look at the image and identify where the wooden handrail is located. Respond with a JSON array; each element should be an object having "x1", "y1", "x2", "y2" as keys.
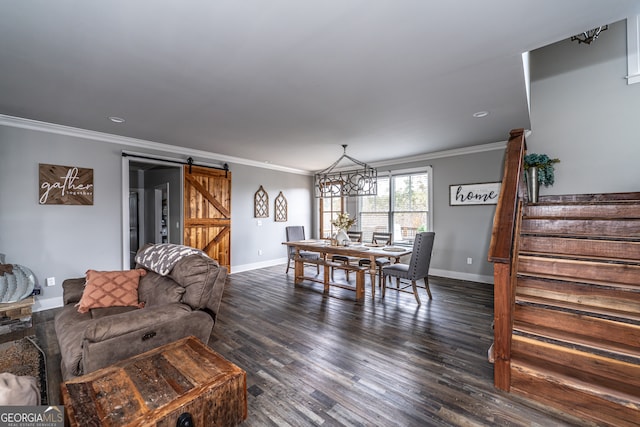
[
  {"x1": 488, "y1": 128, "x2": 526, "y2": 263},
  {"x1": 487, "y1": 128, "x2": 526, "y2": 391}
]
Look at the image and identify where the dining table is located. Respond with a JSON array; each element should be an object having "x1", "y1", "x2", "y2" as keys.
[{"x1": 283, "y1": 239, "x2": 412, "y2": 301}]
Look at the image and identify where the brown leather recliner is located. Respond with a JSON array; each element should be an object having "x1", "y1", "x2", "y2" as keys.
[{"x1": 54, "y1": 245, "x2": 227, "y2": 380}]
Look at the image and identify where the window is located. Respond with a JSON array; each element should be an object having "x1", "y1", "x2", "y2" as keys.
[
  {"x1": 358, "y1": 168, "x2": 431, "y2": 245},
  {"x1": 358, "y1": 177, "x2": 390, "y2": 242},
  {"x1": 319, "y1": 184, "x2": 344, "y2": 238}
]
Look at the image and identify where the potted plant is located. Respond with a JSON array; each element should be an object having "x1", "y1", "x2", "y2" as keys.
[{"x1": 523, "y1": 153, "x2": 560, "y2": 203}]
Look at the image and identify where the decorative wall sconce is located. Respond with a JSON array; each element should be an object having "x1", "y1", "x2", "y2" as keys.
[{"x1": 571, "y1": 25, "x2": 608, "y2": 45}]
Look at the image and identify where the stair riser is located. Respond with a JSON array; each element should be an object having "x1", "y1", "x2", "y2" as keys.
[
  {"x1": 511, "y1": 363, "x2": 640, "y2": 427},
  {"x1": 524, "y1": 203, "x2": 640, "y2": 219},
  {"x1": 518, "y1": 256, "x2": 640, "y2": 287},
  {"x1": 512, "y1": 336, "x2": 640, "y2": 396},
  {"x1": 516, "y1": 277, "x2": 640, "y2": 316},
  {"x1": 519, "y1": 235, "x2": 640, "y2": 261},
  {"x1": 514, "y1": 304, "x2": 640, "y2": 353},
  {"x1": 521, "y1": 219, "x2": 640, "y2": 237}
]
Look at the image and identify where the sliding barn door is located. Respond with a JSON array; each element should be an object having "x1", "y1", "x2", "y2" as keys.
[{"x1": 183, "y1": 165, "x2": 231, "y2": 271}]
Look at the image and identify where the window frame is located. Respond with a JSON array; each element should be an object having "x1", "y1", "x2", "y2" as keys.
[
  {"x1": 319, "y1": 181, "x2": 346, "y2": 238},
  {"x1": 357, "y1": 166, "x2": 432, "y2": 246}
]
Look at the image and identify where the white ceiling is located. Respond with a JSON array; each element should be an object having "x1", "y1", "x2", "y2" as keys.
[{"x1": 1, "y1": 1, "x2": 638, "y2": 172}]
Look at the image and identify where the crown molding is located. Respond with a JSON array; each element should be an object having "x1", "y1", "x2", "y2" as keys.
[
  {"x1": 1, "y1": 114, "x2": 521, "y2": 175},
  {"x1": 370, "y1": 139, "x2": 512, "y2": 169},
  {"x1": 0, "y1": 114, "x2": 311, "y2": 175}
]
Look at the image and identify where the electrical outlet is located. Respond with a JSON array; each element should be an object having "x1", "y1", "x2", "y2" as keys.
[
  {"x1": 46, "y1": 277, "x2": 56, "y2": 287},
  {"x1": 258, "y1": 249, "x2": 263, "y2": 256},
  {"x1": 467, "y1": 257, "x2": 473, "y2": 265},
  {"x1": 257, "y1": 220, "x2": 262, "y2": 226}
]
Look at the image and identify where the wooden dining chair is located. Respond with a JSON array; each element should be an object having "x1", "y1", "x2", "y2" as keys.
[
  {"x1": 358, "y1": 232, "x2": 392, "y2": 286},
  {"x1": 285, "y1": 226, "x2": 320, "y2": 274},
  {"x1": 381, "y1": 232, "x2": 435, "y2": 304},
  {"x1": 330, "y1": 231, "x2": 363, "y2": 281}
]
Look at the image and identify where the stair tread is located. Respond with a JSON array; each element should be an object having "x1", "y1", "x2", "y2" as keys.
[
  {"x1": 529, "y1": 192, "x2": 640, "y2": 204},
  {"x1": 517, "y1": 270, "x2": 640, "y2": 290},
  {"x1": 511, "y1": 359, "x2": 640, "y2": 406},
  {"x1": 513, "y1": 325, "x2": 640, "y2": 364},
  {"x1": 515, "y1": 294, "x2": 640, "y2": 324},
  {"x1": 520, "y1": 231, "x2": 640, "y2": 240},
  {"x1": 519, "y1": 250, "x2": 640, "y2": 265},
  {"x1": 526, "y1": 200, "x2": 640, "y2": 206},
  {"x1": 520, "y1": 233, "x2": 640, "y2": 241},
  {"x1": 522, "y1": 235, "x2": 640, "y2": 242},
  {"x1": 524, "y1": 215, "x2": 640, "y2": 219}
]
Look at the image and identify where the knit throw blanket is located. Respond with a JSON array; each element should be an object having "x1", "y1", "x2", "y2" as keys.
[{"x1": 135, "y1": 244, "x2": 206, "y2": 276}]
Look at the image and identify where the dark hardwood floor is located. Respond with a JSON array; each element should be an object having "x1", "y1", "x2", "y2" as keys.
[{"x1": 35, "y1": 265, "x2": 591, "y2": 426}]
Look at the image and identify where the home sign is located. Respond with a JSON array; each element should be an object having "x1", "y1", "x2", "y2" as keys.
[
  {"x1": 39, "y1": 163, "x2": 94, "y2": 205},
  {"x1": 449, "y1": 182, "x2": 501, "y2": 206}
]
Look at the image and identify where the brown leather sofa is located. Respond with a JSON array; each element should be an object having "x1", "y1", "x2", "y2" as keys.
[{"x1": 54, "y1": 245, "x2": 227, "y2": 380}]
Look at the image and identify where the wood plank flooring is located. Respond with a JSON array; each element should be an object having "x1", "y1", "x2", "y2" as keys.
[{"x1": 35, "y1": 265, "x2": 592, "y2": 426}]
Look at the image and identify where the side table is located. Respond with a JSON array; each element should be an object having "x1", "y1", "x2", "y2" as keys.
[
  {"x1": 0, "y1": 296, "x2": 35, "y2": 344},
  {"x1": 61, "y1": 335, "x2": 247, "y2": 426}
]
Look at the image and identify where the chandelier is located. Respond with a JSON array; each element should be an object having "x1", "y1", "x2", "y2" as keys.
[
  {"x1": 571, "y1": 25, "x2": 608, "y2": 45},
  {"x1": 314, "y1": 145, "x2": 377, "y2": 198}
]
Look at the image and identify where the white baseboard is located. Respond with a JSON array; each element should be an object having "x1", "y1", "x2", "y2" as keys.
[
  {"x1": 33, "y1": 296, "x2": 64, "y2": 312},
  {"x1": 231, "y1": 257, "x2": 288, "y2": 274},
  {"x1": 429, "y1": 268, "x2": 494, "y2": 285}
]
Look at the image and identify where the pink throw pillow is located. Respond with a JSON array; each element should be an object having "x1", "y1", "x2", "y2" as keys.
[{"x1": 76, "y1": 269, "x2": 146, "y2": 314}]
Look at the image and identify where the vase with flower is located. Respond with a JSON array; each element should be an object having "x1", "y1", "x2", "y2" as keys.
[
  {"x1": 523, "y1": 153, "x2": 560, "y2": 203},
  {"x1": 331, "y1": 213, "x2": 356, "y2": 245}
]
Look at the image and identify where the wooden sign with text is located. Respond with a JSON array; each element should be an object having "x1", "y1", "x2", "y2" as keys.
[
  {"x1": 39, "y1": 163, "x2": 94, "y2": 205},
  {"x1": 449, "y1": 182, "x2": 501, "y2": 206}
]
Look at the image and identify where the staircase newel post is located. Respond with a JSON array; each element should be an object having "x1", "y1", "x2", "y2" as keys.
[{"x1": 493, "y1": 262, "x2": 512, "y2": 390}]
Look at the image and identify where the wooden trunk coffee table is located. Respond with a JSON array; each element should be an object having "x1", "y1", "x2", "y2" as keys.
[{"x1": 61, "y1": 336, "x2": 247, "y2": 427}]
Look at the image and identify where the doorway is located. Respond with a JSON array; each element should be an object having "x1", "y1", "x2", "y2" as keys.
[{"x1": 127, "y1": 160, "x2": 182, "y2": 268}]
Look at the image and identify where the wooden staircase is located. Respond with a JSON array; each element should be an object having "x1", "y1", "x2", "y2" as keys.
[
  {"x1": 512, "y1": 194, "x2": 640, "y2": 426},
  {"x1": 488, "y1": 129, "x2": 640, "y2": 426}
]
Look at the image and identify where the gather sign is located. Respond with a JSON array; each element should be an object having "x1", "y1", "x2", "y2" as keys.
[{"x1": 39, "y1": 163, "x2": 94, "y2": 205}]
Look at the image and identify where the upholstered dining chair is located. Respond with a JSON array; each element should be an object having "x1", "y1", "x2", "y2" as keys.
[
  {"x1": 285, "y1": 226, "x2": 320, "y2": 274},
  {"x1": 330, "y1": 231, "x2": 363, "y2": 281},
  {"x1": 358, "y1": 231, "x2": 393, "y2": 286},
  {"x1": 381, "y1": 232, "x2": 435, "y2": 304}
]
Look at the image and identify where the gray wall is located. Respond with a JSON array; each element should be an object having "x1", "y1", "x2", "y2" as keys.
[
  {"x1": 0, "y1": 124, "x2": 313, "y2": 310},
  {"x1": 528, "y1": 20, "x2": 640, "y2": 195},
  {"x1": 0, "y1": 126, "x2": 125, "y2": 310},
  {"x1": 0, "y1": 121, "x2": 501, "y2": 314},
  {"x1": 229, "y1": 162, "x2": 314, "y2": 270},
  {"x1": 378, "y1": 148, "x2": 505, "y2": 282},
  {"x1": 430, "y1": 150, "x2": 503, "y2": 280}
]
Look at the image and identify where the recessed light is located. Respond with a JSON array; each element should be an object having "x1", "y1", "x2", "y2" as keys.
[
  {"x1": 472, "y1": 111, "x2": 489, "y2": 118},
  {"x1": 109, "y1": 116, "x2": 126, "y2": 123}
]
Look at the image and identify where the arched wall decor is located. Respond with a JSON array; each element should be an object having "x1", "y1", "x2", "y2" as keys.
[
  {"x1": 274, "y1": 191, "x2": 288, "y2": 222},
  {"x1": 254, "y1": 185, "x2": 269, "y2": 218}
]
